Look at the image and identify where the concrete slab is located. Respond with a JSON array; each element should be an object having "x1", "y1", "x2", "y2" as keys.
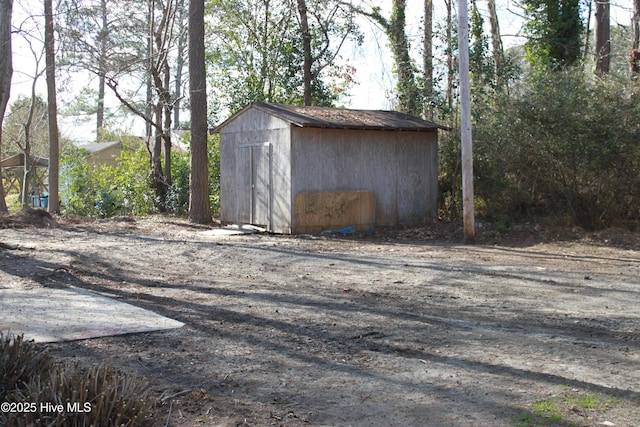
[
  {"x1": 200, "y1": 224, "x2": 264, "y2": 237},
  {"x1": 0, "y1": 287, "x2": 184, "y2": 343}
]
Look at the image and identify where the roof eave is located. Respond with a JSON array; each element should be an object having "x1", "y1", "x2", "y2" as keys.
[
  {"x1": 295, "y1": 123, "x2": 443, "y2": 132},
  {"x1": 212, "y1": 102, "x2": 450, "y2": 133}
]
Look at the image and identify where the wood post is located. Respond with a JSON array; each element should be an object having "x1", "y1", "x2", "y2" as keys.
[{"x1": 458, "y1": 0, "x2": 475, "y2": 244}]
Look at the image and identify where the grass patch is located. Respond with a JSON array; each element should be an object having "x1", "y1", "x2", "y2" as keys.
[
  {"x1": 512, "y1": 398, "x2": 566, "y2": 426},
  {"x1": 512, "y1": 387, "x2": 623, "y2": 426},
  {"x1": 531, "y1": 398, "x2": 563, "y2": 419},
  {"x1": 565, "y1": 393, "x2": 601, "y2": 409}
]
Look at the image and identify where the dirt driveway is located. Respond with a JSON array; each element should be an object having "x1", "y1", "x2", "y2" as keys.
[{"x1": 1, "y1": 213, "x2": 639, "y2": 426}]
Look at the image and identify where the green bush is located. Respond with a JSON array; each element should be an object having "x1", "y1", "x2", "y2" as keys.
[
  {"x1": 60, "y1": 146, "x2": 100, "y2": 217},
  {"x1": 441, "y1": 68, "x2": 640, "y2": 229},
  {"x1": 165, "y1": 151, "x2": 191, "y2": 214},
  {"x1": 60, "y1": 133, "x2": 222, "y2": 218},
  {"x1": 208, "y1": 135, "x2": 221, "y2": 214},
  {"x1": 112, "y1": 147, "x2": 156, "y2": 216}
]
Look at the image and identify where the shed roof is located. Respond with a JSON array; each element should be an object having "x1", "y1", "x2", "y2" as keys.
[
  {"x1": 213, "y1": 102, "x2": 448, "y2": 133},
  {"x1": 0, "y1": 153, "x2": 49, "y2": 169},
  {"x1": 83, "y1": 141, "x2": 122, "y2": 155}
]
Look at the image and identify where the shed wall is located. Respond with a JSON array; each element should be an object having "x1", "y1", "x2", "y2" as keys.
[
  {"x1": 219, "y1": 108, "x2": 292, "y2": 233},
  {"x1": 87, "y1": 146, "x2": 122, "y2": 168},
  {"x1": 290, "y1": 128, "x2": 437, "y2": 232}
]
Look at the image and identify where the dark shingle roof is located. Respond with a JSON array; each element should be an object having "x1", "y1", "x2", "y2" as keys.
[{"x1": 214, "y1": 102, "x2": 448, "y2": 132}]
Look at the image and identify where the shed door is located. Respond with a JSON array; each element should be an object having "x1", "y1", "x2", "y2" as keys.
[{"x1": 237, "y1": 143, "x2": 272, "y2": 228}]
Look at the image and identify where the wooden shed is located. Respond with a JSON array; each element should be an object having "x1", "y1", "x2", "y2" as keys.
[
  {"x1": 84, "y1": 141, "x2": 124, "y2": 168},
  {"x1": 214, "y1": 102, "x2": 446, "y2": 234}
]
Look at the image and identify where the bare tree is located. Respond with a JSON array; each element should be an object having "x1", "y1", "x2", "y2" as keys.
[
  {"x1": 173, "y1": 1, "x2": 187, "y2": 127},
  {"x1": 4, "y1": 6, "x2": 52, "y2": 207},
  {"x1": 14, "y1": 46, "x2": 46, "y2": 207},
  {"x1": 296, "y1": 0, "x2": 358, "y2": 106},
  {"x1": 148, "y1": 0, "x2": 176, "y2": 198},
  {"x1": 103, "y1": 0, "x2": 180, "y2": 208},
  {"x1": 188, "y1": 0, "x2": 211, "y2": 224},
  {"x1": 0, "y1": 0, "x2": 12, "y2": 213},
  {"x1": 594, "y1": 0, "x2": 610, "y2": 76}
]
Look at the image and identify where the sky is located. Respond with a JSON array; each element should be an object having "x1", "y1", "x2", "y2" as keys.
[
  {"x1": 343, "y1": 0, "x2": 529, "y2": 110},
  {"x1": 344, "y1": 0, "x2": 634, "y2": 110},
  {"x1": 6, "y1": 0, "x2": 637, "y2": 143}
]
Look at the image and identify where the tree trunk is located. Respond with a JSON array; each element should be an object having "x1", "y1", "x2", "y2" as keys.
[
  {"x1": 145, "y1": 5, "x2": 154, "y2": 139},
  {"x1": 163, "y1": 61, "x2": 172, "y2": 187},
  {"x1": 423, "y1": 0, "x2": 433, "y2": 119},
  {"x1": 0, "y1": 0, "x2": 12, "y2": 213},
  {"x1": 296, "y1": 0, "x2": 312, "y2": 106},
  {"x1": 147, "y1": 0, "x2": 176, "y2": 208},
  {"x1": 45, "y1": 0, "x2": 60, "y2": 213},
  {"x1": 97, "y1": 73, "x2": 106, "y2": 133},
  {"x1": 188, "y1": 0, "x2": 211, "y2": 224},
  {"x1": 389, "y1": 0, "x2": 419, "y2": 115},
  {"x1": 582, "y1": 0, "x2": 592, "y2": 64},
  {"x1": 174, "y1": 28, "x2": 185, "y2": 127},
  {"x1": 20, "y1": 78, "x2": 39, "y2": 207},
  {"x1": 630, "y1": 0, "x2": 640, "y2": 76},
  {"x1": 634, "y1": 0, "x2": 640, "y2": 49},
  {"x1": 445, "y1": 0, "x2": 454, "y2": 111},
  {"x1": 594, "y1": 0, "x2": 610, "y2": 76},
  {"x1": 152, "y1": 103, "x2": 166, "y2": 209},
  {"x1": 486, "y1": 0, "x2": 504, "y2": 87},
  {"x1": 96, "y1": 0, "x2": 108, "y2": 134},
  {"x1": 21, "y1": 125, "x2": 31, "y2": 207},
  {"x1": 352, "y1": 2, "x2": 419, "y2": 114}
]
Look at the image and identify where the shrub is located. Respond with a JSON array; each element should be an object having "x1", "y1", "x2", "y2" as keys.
[
  {"x1": 112, "y1": 147, "x2": 156, "y2": 216},
  {"x1": 0, "y1": 334, "x2": 53, "y2": 402},
  {"x1": 60, "y1": 132, "x2": 222, "y2": 219},
  {"x1": 1, "y1": 334, "x2": 157, "y2": 427},
  {"x1": 165, "y1": 151, "x2": 190, "y2": 215},
  {"x1": 208, "y1": 135, "x2": 221, "y2": 214},
  {"x1": 441, "y1": 68, "x2": 640, "y2": 229},
  {"x1": 6, "y1": 364, "x2": 157, "y2": 427}
]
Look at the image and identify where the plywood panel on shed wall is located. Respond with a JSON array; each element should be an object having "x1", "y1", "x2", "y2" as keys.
[
  {"x1": 294, "y1": 190, "x2": 377, "y2": 233},
  {"x1": 290, "y1": 127, "x2": 437, "y2": 231},
  {"x1": 219, "y1": 107, "x2": 292, "y2": 233}
]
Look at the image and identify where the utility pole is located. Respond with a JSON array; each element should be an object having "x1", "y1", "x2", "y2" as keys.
[{"x1": 458, "y1": 0, "x2": 475, "y2": 243}]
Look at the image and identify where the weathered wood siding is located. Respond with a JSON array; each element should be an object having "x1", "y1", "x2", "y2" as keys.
[
  {"x1": 87, "y1": 145, "x2": 122, "y2": 168},
  {"x1": 219, "y1": 108, "x2": 293, "y2": 233},
  {"x1": 290, "y1": 127, "x2": 437, "y2": 231}
]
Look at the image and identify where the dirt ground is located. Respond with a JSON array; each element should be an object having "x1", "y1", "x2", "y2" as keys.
[{"x1": 1, "y1": 210, "x2": 639, "y2": 427}]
